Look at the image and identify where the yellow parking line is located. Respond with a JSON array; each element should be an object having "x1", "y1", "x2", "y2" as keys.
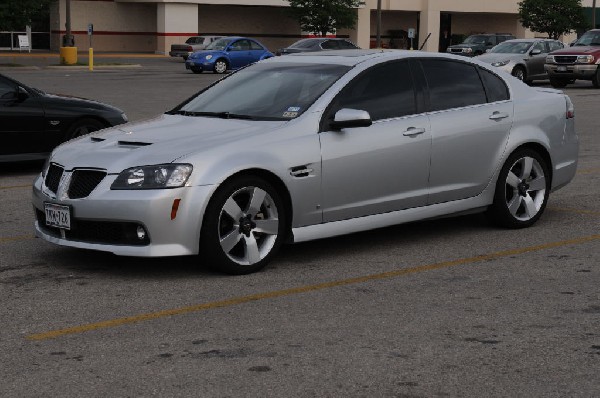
[
  {"x1": 577, "y1": 168, "x2": 600, "y2": 175},
  {"x1": 0, "y1": 184, "x2": 31, "y2": 190},
  {"x1": 0, "y1": 235, "x2": 35, "y2": 243},
  {"x1": 26, "y1": 233, "x2": 600, "y2": 341}
]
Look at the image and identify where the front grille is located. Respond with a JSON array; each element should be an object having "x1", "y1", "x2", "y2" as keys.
[
  {"x1": 68, "y1": 169, "x2": 106, "y2": 199},
  {"x1": 45, "y1": 164, "x2": 64, "y2": 194},
  {"x1": 450, "y1": 48, "x2": 464, "y2": 53},
  {"x1": 554, "y1": 56, "x2": 577, "y2": 64},
  {"x1": 36, "y1": 209, "x2": 150, "y2": 246}
]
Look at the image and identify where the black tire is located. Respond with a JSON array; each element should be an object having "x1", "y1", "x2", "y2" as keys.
[
  {"x1": 65, "y1": 118, "x2": 105, "y2": 141},
  {"x1": 213, "y1": 59, "x2": 228, "y2": 74},
  {"x1": 549, "y1": 77, "x2": 568, "y2": 88},
  {"x1": 199, "y1": 175, "x2": 286, "y2": 275},
  {"x1": 512, "y1": 66, "x2": 526, "y2": 81},
  {"x1": 592, "y1": 67, "x2": 600, "y2": 88},
  {"x1": 487, "y1": 148, "x2": 550, "y2": 229}
]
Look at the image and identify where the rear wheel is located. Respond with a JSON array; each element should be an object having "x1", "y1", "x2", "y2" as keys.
[
  {"x1": 487, "y1": 149, "x2": 550, "y2": 229},
  {"x1": 549, "y1": 77, "x2": 568, "y2": 88},
  {"x1": 65, "y1": 118, "x2": 105, "y2": 141},
  {"x1": 200, "y1": 176, "x2": 286, "y2": 274}
]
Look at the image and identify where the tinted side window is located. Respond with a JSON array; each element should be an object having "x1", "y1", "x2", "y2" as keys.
[
  {"x1": 333, "y1": 61, "x2": 416, "y2": 121},
  {"x1": 338, "y1": 40, "x2": 356, "y2": 49},
  {"x1": 249, "y1": 40, "x2": 263, "y2": 50},
  {"x1": 549, "y1": 41, "x2": 563, "y2": 52},
  {"x1": 420, "y1": 59, "x2": 487, "y2": 111},
  {"x1": 478, "y1": 68, "x2": 510, "y2": 102},
  {"x1": 0, "y1": 78, "x2": 16, "y2": 99}
]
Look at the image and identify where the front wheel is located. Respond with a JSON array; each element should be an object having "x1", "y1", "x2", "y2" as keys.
[
  {"x1": 213, "y1": 59, "x2": 228, "y2": 74},
  {"x1": 511, "y1": 66, "x2": 526, "y2": 81},
  {"x1": 487, "y1": 149, "x2": 550, "y2": 229},
  {"x1": 200, "y1": 176, "x2": 286, "y2": 274},
  {"x1": 592, "y1": 67, "x2": 600, "y2": 88}
]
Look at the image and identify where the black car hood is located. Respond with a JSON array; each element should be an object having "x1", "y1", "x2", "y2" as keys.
[{"x1": 43, "y1": 93, "x2": 123, "y2": 113}]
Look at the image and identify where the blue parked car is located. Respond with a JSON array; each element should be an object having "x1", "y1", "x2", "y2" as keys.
[{"x1": 185, "y1": 37, "x2": 274, "y2": 74}]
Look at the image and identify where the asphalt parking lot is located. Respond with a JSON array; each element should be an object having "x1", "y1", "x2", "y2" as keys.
[{"x1": 1, "y1": 55, "x2": 599, "y2": 397}]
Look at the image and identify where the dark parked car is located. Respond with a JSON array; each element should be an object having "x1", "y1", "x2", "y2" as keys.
[
  {"x1": 447, "y1": 33, "x2": 515, "y2": 56},
  {"x1": 185, "y1": 37, "x2": 274, "y2": 74},
  {"x1": 0, "y1": 73, "x2": 127, "y2": 162},
  {"x1": 276, "y1": 38, "x2": 359, "y2": 55}
]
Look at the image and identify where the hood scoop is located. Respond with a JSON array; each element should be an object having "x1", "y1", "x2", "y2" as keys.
[
  {"x1": 117, "y1": 140, "x2": 153, "y2": 148},
  {"x1": 90, "y1": 136, "x2": 105, "y2": 142}
]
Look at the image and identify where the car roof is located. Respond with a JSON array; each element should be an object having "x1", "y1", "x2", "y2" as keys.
[
  {"x1": 265, "y1": 49, "x2": 490, "y2": 67},
  {"x1": 502, "y1": 38, "x2": 556, "y2": 43}
]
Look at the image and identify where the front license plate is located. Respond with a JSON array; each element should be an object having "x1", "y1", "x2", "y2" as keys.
[
  {"x1": 188, "y1": 62, "x2": 195, "y2": 66},
  {"x1": 557, "y1": 66, "x2": 567, "y2": 72},
  {"x1": 44, "y1": 203, "x2": 71, "y2": 230}
]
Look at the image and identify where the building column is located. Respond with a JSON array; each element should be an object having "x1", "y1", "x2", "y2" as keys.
[
  {"x1": 351, "y1": 7, "x2": 371, "y2": 49},
  {"x1": 156, "y1": 3, "x2": 199, "y2": 54},
  {"x1": 418, "y1": 4, "x2": 440, "y2": 52}
]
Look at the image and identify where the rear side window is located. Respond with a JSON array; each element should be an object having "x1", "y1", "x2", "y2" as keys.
[
  {"x1": 332, "y1": 61, "x2": 416, "y2": 121},
  {"x1": 478, "y1": 67, "x2": 510, "y2": 102},
  {"x1": 420, "y1": 59, "x2": 487, "y2": 111},
  {"x1": 548, "y1": 41, "x2": 563, "y2": 52}
]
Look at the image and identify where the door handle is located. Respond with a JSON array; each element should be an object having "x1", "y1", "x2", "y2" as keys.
[
  {"x1": 489, "y1": 111, "x2": 509, "y2": 121},
  {"x1": 403, "y1": 127, "x2": 426, "y2": 136}
]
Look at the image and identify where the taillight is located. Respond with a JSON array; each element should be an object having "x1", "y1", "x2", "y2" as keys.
[
  {"x1": 565, "y1": 95, "x2": 574, "y2": 119},
  {"x1": 186, "y1": 46, "x2": 193, "y2": 52}
]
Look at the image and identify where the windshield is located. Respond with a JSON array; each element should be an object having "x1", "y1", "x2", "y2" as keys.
[
  {"x1": 178, "y1": 62, "x2": 350, "y2": 120},
  {"x1": 490, "y1": 41, "x2": 533, "y2": 54},
  {"x1": 464, "y1": 35, "x2": 488, "y2": 44},
  {"x1": 290, "y1": 39, "x2": 318, "y2": 49},
  {"x1": 205, "y1": 38, "x2": 232, "y2": 51},
  {"x1": 573, "y1": 31, "x2": 600, "y2": 46}
]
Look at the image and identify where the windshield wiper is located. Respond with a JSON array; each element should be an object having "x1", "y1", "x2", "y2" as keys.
[{"x1": 175, "y1": 110, "x2": 286, "y2": 121}]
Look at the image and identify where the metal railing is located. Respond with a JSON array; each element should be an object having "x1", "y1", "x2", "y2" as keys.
[{"x1": 0, "y1": 31, "x2": 50, "y2": 50}]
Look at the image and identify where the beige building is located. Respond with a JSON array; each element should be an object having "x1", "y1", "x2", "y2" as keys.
[{"x1": 51, "y1": 0, "x2": 583, "y2": 53}]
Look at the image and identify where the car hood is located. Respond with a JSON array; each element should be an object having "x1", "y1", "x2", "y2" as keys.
[
  {"x1": 550, "y1": 46, "x2": 600, "y2": 55},
  {"x1": 448, "y1": 43, "x2": 479, "y2": 49},
  {"x1": 50, "y1": 114, "x2": 287, "y2": 173},
  {"x1": 189, "y1": 50, "x2": 225, "y2": 59},
  {"x1": 477, "y1": 53, "x2": 522, "y2": 63},
  {"x1": 43, "y1": 93, "x2": 123, "y2": 113}
]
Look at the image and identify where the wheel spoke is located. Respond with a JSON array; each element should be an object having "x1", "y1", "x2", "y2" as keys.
[
  {"x1": 223, "y1": 197, "x2": 244, "y2": 220},
  {"x1": 523, "y1": 194, "x2": 538, "y2": 218},
  {"x1": 507, "y1": 195, "x2": 522, "y2": 216},
  {"x1": 528, "y1": 175, "x2": 546, "y2": 192},
  {"x1": 247, "y1": 187, "x2": 267, "y2": 217},
  {"x1": 220, "y1": 230, "x2": 242, "y2": 253},
  {"x1": 506, "y1": 171, "x2": 520, "y2": 188},
  {"x1": 254, "y1": 219, "x2": 278, "y2": 235},
  {"x1": 521, "y1": 157, "x2": 534, "y2": 179},
  {"x1": 243, "y1": 234, "x2": 261, "y2": 264}
]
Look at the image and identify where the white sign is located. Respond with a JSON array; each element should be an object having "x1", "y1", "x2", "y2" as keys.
[
  {"x1": 408, "y1": 28, "x2": 416, "y2": 39},
  {"x1": 18, "y1": 35, "x2": 30, "y2": 52}
]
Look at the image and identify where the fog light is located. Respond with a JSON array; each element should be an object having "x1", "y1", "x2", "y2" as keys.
[{"x1": 136, "y1": 226, "x2": 146, "y2": 240}]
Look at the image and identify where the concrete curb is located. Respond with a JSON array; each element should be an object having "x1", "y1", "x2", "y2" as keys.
[{"x1": 45, "y1": 64, "x2": 143, "y2": 70}]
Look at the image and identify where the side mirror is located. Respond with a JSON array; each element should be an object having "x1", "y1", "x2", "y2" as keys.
[
  {"x1": 17, "y1": 86, "x2": 29, "y2": 102},
  {"x1": 530, "y1": 49, "x2": 542, "y2": 56},
  {"x1": 330, "y1": 108, "x2": 372, "y2": 130}
]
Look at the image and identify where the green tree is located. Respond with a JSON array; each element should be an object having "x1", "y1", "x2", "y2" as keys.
[
  {"x1": 287, "y1": 0, "x2": 363, "y2": 37},
  {"x1": 518, "y1": 0, "x2": 588, "y2": 39},
  {"x1": 0, "y1": 0, "x2": 52, "y2": 31}
]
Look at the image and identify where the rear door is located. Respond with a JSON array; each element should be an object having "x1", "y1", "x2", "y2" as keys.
[
  {"x1": 319, "y1": 60, "x2": 432, "y2": 222},
  {"x1": 417, "y1": 59, "x2": 514, "y2": 204}
]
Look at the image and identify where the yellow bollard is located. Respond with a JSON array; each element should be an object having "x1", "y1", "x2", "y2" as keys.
[
  {"x1": 59, "y1": 46, "x2": 78, "y2": 65},
  {"x1": 89, "y1": 48, "x2": 94, "y2": 71}
]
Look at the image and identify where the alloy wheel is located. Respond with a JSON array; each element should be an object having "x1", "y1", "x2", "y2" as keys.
[{"x1": 504, "y1": 156, "x2": 546, "y2": 221}]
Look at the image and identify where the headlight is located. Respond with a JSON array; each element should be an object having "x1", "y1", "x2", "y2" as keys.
[
  {"x1": 576, "y1": 55, "x2": 594, "y2": 64},
  {"x1": 491, "y1": 60, "x2": 510, "y2": 67},
  {"x1": 121, "y1": 113, "x2": 128, "y2": 122},
  {"x1": 464, "y1": 48, "x2": 473, "y2": 53},
  {"x1": 446, "y1": 48, "x2": 452, "y2": 53},
  {"x1": 545, "y1": 55, "x2": 554, "y2": 63},
  {"x1": 205, "y1": 55, "x2": 213, "y2": 60},
  {"x1": 111, "y1": 164, "x2": 193, "y2": 190}
]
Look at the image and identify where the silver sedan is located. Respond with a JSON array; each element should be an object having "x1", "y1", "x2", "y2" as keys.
[
  {"x1": 477, "y1": 39, "x2": 564, "y2": 82},
  {"x1": 32, "y1": 50, "x2": 579, "y2": 274}
]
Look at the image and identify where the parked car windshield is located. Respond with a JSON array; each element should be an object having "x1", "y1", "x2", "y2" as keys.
[
  {"x1": 205, "y1": 38, "x2": 232, "y2": 51},
  {"x1": 464, "y1": 35, "x2": 488, "y2": 44},
  {"x1": 573, "y1": 31, "x2": 600, "y2": 46},
  {"x1": 178, "y1": 62, "x2": 350, "y2": 120},
  {"x1": 490, "y1": 41, "x2": 532, "y2": 54}
]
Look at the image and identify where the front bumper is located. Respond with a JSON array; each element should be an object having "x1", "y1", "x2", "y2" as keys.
[
  {"x1": 545, "y1": 63, "x2": 598, "y2": 80},
  {"x1": 185, "y1": 60, "x2": 214, "y2": 71},
  {"x1": 32, "y1": 173, "x2": 215, "y2": 257}
]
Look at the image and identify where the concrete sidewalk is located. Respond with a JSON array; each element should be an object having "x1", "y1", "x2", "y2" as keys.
[{"x1": 0, "y1": 50, "x2": 171, "y2": 69}]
